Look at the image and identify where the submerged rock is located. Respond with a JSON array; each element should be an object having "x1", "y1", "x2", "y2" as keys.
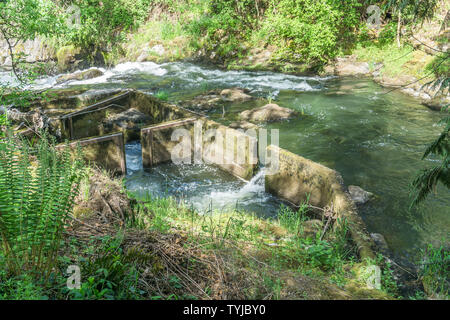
[
  {"x1": 334, "y1": 58, "x2": 370, "y2": 76},
  {"x1": 56, "y1": 68, "x2": 104, "y2": 84},
  {"x1": 228, "y1": 121, "x2": 259, "y2": 130},
  {"x1": 348, "y1": 185, "x2": 374, "y2": 204},
  {"x1": 421, "y1": 95, "x2": 450, "y2": 111},
  {"x1": 370, "y1": 233, "x2": 390, "y2": 254},
  {"x1": 184, "y1": 92, "x2": 222, "y2": 111},
  {"x1": 239, "y1": 103, "x2": 298, "y2": 122},
  {"x1": 220, "y1": 88, "x2": 253, "y2": 102}
]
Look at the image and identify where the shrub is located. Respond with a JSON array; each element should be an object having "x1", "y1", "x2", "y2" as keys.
[
  {"x1": 60, "y1": 0, "x2": 152, "y2": 51},
  {"x1": 261, "y1": 0, "x2": 362, "y2": 65}
]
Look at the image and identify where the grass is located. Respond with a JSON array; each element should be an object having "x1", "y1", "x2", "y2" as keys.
[
  {"x1": 353, "y1": 43, "x2": 434, "y2": 81},
  {"x1": 419, "y1": 244, "x2": 450, "y2": 298},
  {"x1": 126, "y1": 193, "x2": 394, "y2": 299},
  {"x1": 155, "y1": 90, "x2": 169, "y2": 101},
  {"x1": 0, "y1": 164, "x2": 399, "y2": 300}
]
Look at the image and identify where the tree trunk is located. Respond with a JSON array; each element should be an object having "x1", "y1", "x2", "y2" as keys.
[{"x1": 397, "y1": 11, "x2": 402, "y2": 48}]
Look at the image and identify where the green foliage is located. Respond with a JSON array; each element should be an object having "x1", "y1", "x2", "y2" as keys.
[
  {"x1": 0, "y1": 0, "x2": 63, "y2": 40},
  {"x1": 410, "y1": 104, "x2": 449, "y2": 206},
  {"x1": 186, "y1": 0, "x2": 363, "y2": 66},
  {"x1": 187, "y1": 0, "x2": 257, "y2": 60},
  {"x1": 384, "y1": 0, "x2": 439, "y2": 23},
  {"x1": 0, "y1": 268, "x2": 47, "y2": 300},
  {"x1": 67, "y1": 235, "x2": 144, "y2": 300},
  {"x1": 377, "y1": 21, "x2": 399, "y2": 46},
  {"x1": 261, "y1": 0, "x2": 362, "y2": 65},
  {"x1": 0, "y1": 112, "x2": 7, "y2": 137},
  {"x1": 155, "y1": 90, "x2": 169, "y2": 101},
  {"x1": 419, "y1": 244, "x2": 449, "y2": 297},
  {"x1": 59, "y1": 0, "x2": 152, "y2": 51},
  {"x1": 426, "y1": 53, "x2": 450, "y2": 78},
  {"x1": 0, "y1": 132, "x2": 83, "y2": 279},
  {"x1": 0, "y1": 0, "x2": 63, "y2": 81},
  {"x1": 277, "y1": 204, "x2": 308, "y2": 234}
]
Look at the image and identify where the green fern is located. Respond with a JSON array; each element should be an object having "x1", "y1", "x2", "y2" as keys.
[{"x1": 0, "y1": 131, "x2": 83, "y2": 279}]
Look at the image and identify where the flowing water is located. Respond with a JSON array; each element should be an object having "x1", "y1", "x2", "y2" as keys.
[
  {"x1": 124, "y1": 141, "x2": 284, "y2": 216},
  {"x1": 1, "y1": 61, "x2": 449, "y2": 260}
]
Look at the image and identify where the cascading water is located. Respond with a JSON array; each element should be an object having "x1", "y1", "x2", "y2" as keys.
[{"x1": 124, "y1": 141, "x2": 283, "y2": 217}]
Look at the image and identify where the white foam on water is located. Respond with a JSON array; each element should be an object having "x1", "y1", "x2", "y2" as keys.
[
  {"x1": 113, "y1": 61, "x2": 167, "y2": 75},
  {"x1": 190, "y1": 169, "x2": 268, "y2": 212},
  {"x1": 1, "y1": 61, "x2": 331, "y2": 94}
]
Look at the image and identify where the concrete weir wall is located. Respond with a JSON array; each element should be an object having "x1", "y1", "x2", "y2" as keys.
[
  {"x1": 141, "y1": 118, "x2": 197, "y2": 167},
  {"x1": 59, "y1": 90, "x2": 192, "y2": 141},
  {"x1": 59, "y1": 91, "x2": 132, "y2": 140},
  {"x1": 43, "y1": 89, "x2": 375, "y2": 259},
  {"x1": 141, "y1": 118, "x2": 258, "y2": 181},
  {"x1": 56, "y1": 132, "x2": 127, "y2": 175},
  {"x1": 202, "y1": 120, "x2": 257, "y2": 180},
  {"x1": 265, "y1": 145, "x2": 376, "y2": 260}
]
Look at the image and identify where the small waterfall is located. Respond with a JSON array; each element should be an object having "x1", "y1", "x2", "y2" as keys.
[
  {"x1": 198, "y1": 168, "x2": 267, "y2": 211},
  {"x1": 238, "y1": 169, "x2": 266, "y2": 195}
]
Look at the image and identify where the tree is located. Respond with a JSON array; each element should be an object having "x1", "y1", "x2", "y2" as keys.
[{"x1": 0, "y1": 0, "x2": 63, "y2": 82}]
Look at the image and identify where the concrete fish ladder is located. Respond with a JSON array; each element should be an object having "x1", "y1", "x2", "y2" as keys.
[{"x1": 265, "y1": 145, "x2": 377, "y2": 260}]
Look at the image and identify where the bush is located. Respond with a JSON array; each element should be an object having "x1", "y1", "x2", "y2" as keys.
[
  {"x1": 60, "y1": 0, "x2": 152, "y2": 51},
  {"x1": 260, "y1": 0, "x2": 362, "y2": 65}
]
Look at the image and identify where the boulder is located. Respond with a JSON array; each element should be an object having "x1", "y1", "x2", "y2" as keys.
[
  {"x1": 56, "y1": 45, "x2": 80, "y2": 72},
  {"x1": 421, "y1": 95, "x2": 450, "y2": 111},
  {"x1": 185, "y1": 92, "x2": 222, "y2": 111},
  {"x1": 370, "y1": 233, "x2": 389, "y2": 253},
  {"x1": 335, "y1": 58, "x2": 370, "y2": 77},
  {"x1": 239, "y1": 104, "x2": 298, "y2": 122},
  {"x1": 220, "y1": 88, "x2": 252, "y2": 102},
  {"x1": 150, "y1": 44, "x2": 165, "y2": 56},
  {"x1": 228, "y1": 121, "x2": 258, "y2": 130},
  {"x1": 56, "y1": 68, "x2": 104, "y2": 84},
  {"x1": 348, "y1": 185, "x2": 374, "y2": 204}
]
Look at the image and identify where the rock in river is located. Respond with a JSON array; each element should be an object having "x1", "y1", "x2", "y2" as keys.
[
  {"x1": 239, "y1": 104, "x2": 298, "y2": 122},
  {"x1": 220, "y1": 88, "x2": 252, "y2": 102},
  {"x1": 348, "y1": 185, "x2": 374, "y2": 204},
  {"x1": 228, "y1": 121, "x2": 259, "y2": 130},
  {"x1": 370, "y1": 233, "x2": 390, "y2": 254},
  {"x1": 56, "y1": 68, "x2": 104, "y2": 84}
]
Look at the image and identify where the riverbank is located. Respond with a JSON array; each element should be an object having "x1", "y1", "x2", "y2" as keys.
[
  {"x1": 0, "y1": 163, "x2": 398, "y2": 299},
  {"x1": 71, "y1": 167, "x2": 399, "y2": 299}
]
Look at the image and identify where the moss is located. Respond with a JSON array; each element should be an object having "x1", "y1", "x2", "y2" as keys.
[
  {"x1": 73, "y1": 206, "x2": 94, "y2": 219},
  {"x1": 56, "y1": 45, "x2": 80, "y2": 72},
  {"x1": 344, "y1": 281, "x2": 393, "y2": 300}
]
